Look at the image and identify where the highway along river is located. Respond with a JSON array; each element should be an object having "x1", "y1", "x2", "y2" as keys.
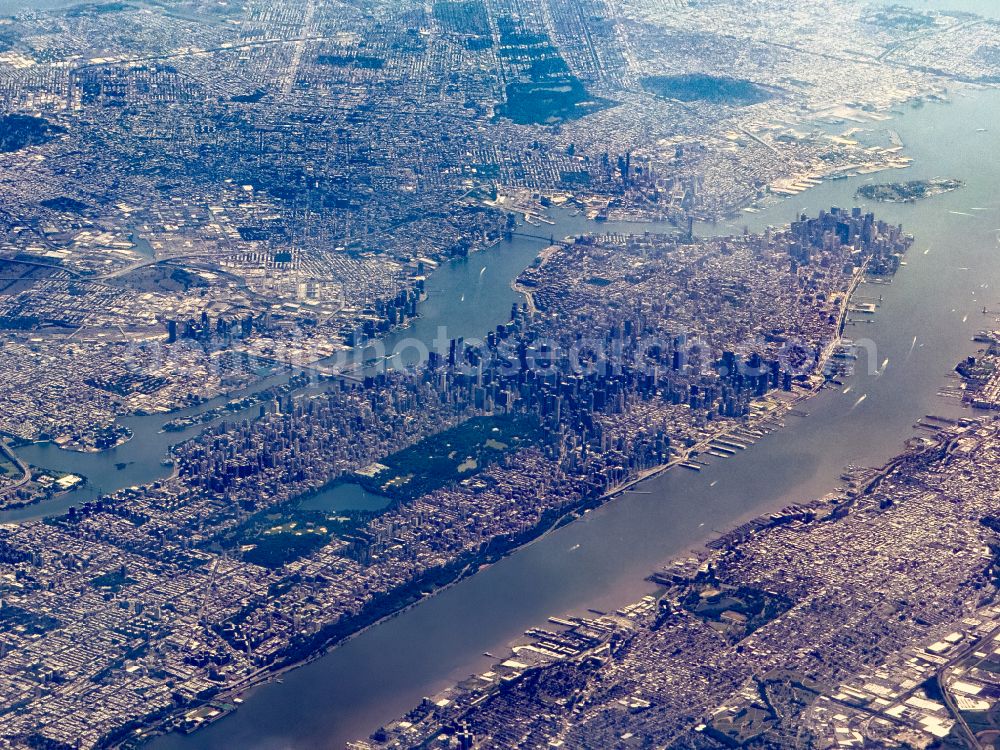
[{"x1": 23, "y1": 87, "x2": 1000, "y2": 747}]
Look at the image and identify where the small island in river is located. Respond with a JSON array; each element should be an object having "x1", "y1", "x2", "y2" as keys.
[{"x1": 856, "y1": 177, "x2": 963, "y2": 203}]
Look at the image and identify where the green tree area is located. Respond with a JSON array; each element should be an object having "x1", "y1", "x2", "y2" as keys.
[
  {"x1": 641, "y1": 74, "x2": 773, "y2": 106},
  {"x1": 355, "y1": 412, "x2": 548, "y2": 501},
  {"x1": 207, "y1": 413, "x2": 547, "y2": 570},
  {"x1": 495, "y1": 16, "x2": 612, "y2": 124},
  {"x1": 0, "y1": 114, "x2": 65, "y2": 154}
]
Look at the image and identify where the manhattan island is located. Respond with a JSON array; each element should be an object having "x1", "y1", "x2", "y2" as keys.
[{"x1": 0, "y1": 209, "x2": 908, "y2": 747}]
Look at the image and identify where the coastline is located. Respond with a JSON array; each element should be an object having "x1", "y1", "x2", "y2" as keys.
[
  {"x1": 4, "y1": 219, "x2": 517, "y2": 466},
  {"x1": 0, "y1": 437, "x2": 31, "y2": 504},
  {"x1": 43, "y1": 81, "x2": 978, "y2": 743},
  {"x1": 0, "y1": 439, "x2": 91, "y2": 512}
]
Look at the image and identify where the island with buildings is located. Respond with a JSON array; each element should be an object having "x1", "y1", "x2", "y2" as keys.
[
  {"x1": 857, "y1": 178, "x2": 964, "y2": 203},
  {"x1": 0, "y1": 209, "x2": 911, "y2": 747}
]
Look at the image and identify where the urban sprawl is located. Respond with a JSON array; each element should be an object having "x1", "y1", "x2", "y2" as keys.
[{"x1": 0, "y1": 0, "x2": 1000, "y2": 748}]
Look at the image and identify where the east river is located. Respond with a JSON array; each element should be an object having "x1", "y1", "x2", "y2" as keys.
[{"x1": 5, "y1": 76, "x2": 1000, "y2": 750}]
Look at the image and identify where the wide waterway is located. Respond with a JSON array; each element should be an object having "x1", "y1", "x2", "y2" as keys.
[{"x1": 140, "y1": 87, "x2": 1000, "y2": 749}]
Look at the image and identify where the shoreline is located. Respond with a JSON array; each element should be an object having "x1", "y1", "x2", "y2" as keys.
[
  {"x1": 0, "y1": 436, "x2": 31, "y2": 502},
  {"x1": 4, "y1": 219, "x2": 521, "y2": 464}
]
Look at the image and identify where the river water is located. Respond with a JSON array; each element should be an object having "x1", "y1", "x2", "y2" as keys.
[
  {"x1": 137, "y1": 87, "x2": 1000, "y2": 749},
  {"x1": 0, "y1": 0, "x2": 992, "y2": 743}
]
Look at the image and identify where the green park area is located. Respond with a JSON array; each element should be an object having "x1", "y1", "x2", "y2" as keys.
[
  {"x1": 0, "y1": 113, "x2": 65, "y2": 154},
  {"x1": 494, "y1": 16, "x2": 611, "y2": 124},
  {"x1": 90, "y1": 566, "x2": 137, "y2": 594},
  {"x1": 681, "y1": 583, "x2": 792, "y2": 643},
  {"x1": 354, "y1": 413, "x2": 546, "y2": 502},
  {"x1": 219, "y1": 413, "x2": 545, "y2": 569},
  {"x1": 641, "y1": 74, "x2": 772, "y2": 106}
]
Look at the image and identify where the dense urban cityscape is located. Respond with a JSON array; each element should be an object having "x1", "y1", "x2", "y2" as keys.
[{"x1": 1, "y1": 0, "x2": 1000, "y2": 748}]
